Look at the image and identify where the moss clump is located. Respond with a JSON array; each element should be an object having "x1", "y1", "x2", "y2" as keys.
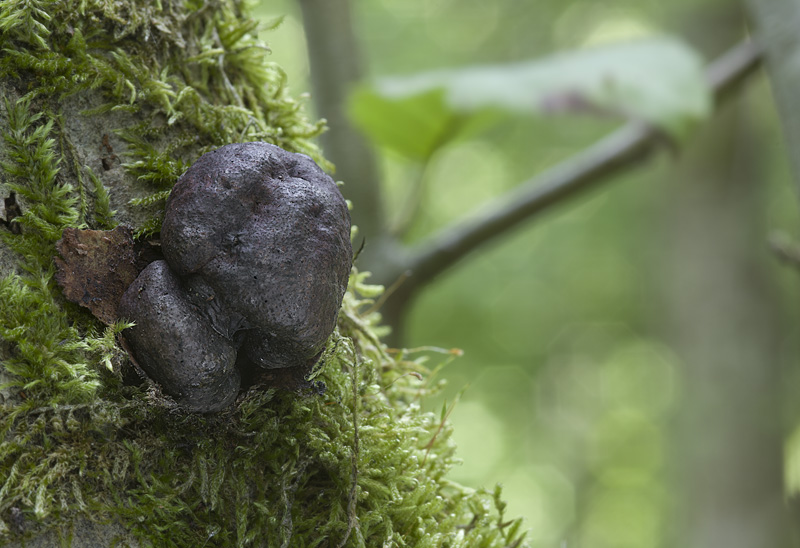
[
  {"x1": 0, "y1": 96, "x2": 123, "y2": 406},
  {"x1": 2, "y1": 274, "x2": 526, "y2": 547},
  {"x1": 0, "y1": 1, "x2": 528, "y2": 546}
]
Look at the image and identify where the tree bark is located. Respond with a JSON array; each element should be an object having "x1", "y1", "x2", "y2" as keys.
[
  {"x1": 745, "y1": 0, "x2": 800, "y2": 194},
  {"x1": 660, "y1": 82, "x2": 791, "y2": 548},
  {"x1": 297, "y1": 0, "x2": 385, "y2": 244}
]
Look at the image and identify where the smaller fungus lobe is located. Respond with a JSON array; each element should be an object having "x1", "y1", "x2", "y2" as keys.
[
  {"x1": 120, "y1": 142, "x2": 352, "y2": 412},
  {"x1": 119, "y1": 260, "x2": 240, "y2": 413}
]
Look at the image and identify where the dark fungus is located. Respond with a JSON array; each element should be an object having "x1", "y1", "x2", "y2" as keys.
[
  {"x1": 119, "y1": 260, "x2": 240, "y2": 412},
  {"x1": 119, "y1": 142, "x2": 353, "y2": 412}
]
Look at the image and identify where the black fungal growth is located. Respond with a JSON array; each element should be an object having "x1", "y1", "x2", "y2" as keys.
[{"x1": 119, "y1": 142, "x2": 353, "y2": 412}]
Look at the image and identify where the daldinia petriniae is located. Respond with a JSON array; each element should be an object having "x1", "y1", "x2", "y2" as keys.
[{"x1": 119, "y1": 142, "x2": 353, "y2": 413}]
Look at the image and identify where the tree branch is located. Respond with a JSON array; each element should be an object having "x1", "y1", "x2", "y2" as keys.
[
  {"x1": 398, "y1": 39, "x2": 763, "y2": 292},
  {"x1": 297, "y1": 0, "x2": 385, "y2": 242},
  {"x1": 744, "y1": 0, "x2": 800, "y2": 196}
]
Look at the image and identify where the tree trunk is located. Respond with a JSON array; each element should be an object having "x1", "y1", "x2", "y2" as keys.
[
  {"x1": 0, "y1": 2, "x2": 526, "y2": 546},
  {"x1": 659, "y1": 85, "x2": 791, "y2": 548}
]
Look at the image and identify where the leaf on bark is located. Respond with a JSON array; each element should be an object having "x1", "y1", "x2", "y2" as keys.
[{"x1": 55, "y1": 226, "x2": 142, "y2": 325}]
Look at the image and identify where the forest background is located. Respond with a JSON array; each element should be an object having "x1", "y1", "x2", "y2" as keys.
[{"x1": 255, "y1": 0, "x2": 800, "y2": 546}]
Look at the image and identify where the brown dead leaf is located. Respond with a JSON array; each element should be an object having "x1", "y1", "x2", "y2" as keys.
[{"x1": 55, "y1": 226, "x2": 140, "y2": 325}]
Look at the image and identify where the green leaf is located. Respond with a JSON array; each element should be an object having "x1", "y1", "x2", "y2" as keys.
[
  {"x1": 350, "y1": 37, "x2": 711, "y2": 158},
  {"x1": 349, "y1": 87, "x2": 459, "y2": 161}
]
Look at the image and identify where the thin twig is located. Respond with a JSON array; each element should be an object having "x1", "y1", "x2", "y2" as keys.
[
  {"x1": 398, "y1": 39, "x2": 764, "y2": 291},
  {"x1": 390, "y1": 117, "x2": 467, "y2": 238},
  {"x1": 363, "y1": 270, "x2": 410, "y2": 316}
]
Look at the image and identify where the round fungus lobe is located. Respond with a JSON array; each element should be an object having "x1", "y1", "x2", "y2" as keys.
[
  {"x1": 161, "y1": 142, "x2": 353, "y2": 370},
  {"x1": 119, "y1": 260, "x2": 240, "y2": 413},
  {"x1": 120, "y1": 142, "x2": 352, "y2": 412}
]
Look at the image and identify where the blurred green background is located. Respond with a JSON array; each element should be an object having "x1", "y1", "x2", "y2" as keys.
[{"x1": 253, "y1": 0, "x2": 800, "y2": 546}]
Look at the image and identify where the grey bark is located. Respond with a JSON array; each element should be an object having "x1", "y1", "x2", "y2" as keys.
[
  {"x1": 660, "y1": 88, "x2": 791, "y2": 548},
  {"x1": 297, "y1": 0, "x2": 385, "y2": 245},
  {"x1": 745, "y1": 0, "x2": 800, "y2": 194},
  {"x1": 659, "y1": 5, "x2": 792, "y2": 545}
]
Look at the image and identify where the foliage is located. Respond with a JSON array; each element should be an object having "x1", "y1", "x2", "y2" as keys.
[
  {"x1": 0, "y1": 0, "x2": 528, "y2": 546},
  {"x1": 350, "y1": 37, "x2": 710, "y2": 162}
]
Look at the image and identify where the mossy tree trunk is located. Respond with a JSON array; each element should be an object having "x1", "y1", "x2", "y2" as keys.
[{"x1": 0, "y1": 2, "x2": 526, "y2": 547}]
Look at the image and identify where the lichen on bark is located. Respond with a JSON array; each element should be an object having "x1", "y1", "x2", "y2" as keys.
[{"x1": 0, "y1": 1, "x2": 528, "y2": 546}]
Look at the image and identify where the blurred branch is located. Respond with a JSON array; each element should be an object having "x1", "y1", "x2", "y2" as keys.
[
  {"x1": 769, "y1": 231, "x2": 800, "y2": 270},
  {"x1": 297, "y1": 0, "x2": 385, "y2": 242},
  {"x1": 399, "y1": 39, "x2": 763, "y2": 292},
  {"x1": 745, "y1": 0, "x2": 800, "y2": 195},
  {"x1": 296, "y1": 0, "x2": 761, "y2": 337}
]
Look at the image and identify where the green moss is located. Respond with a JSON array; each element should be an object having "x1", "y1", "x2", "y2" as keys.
[
  {"x1": 0, "y1": 1, "x2": 528, "y2": 546},
  {"x1": 0, "y1": 0, "x2": 327, "y2": 237},
  {"x1": 0, "y1": 96, "x2": 108, "y2": 406}
]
